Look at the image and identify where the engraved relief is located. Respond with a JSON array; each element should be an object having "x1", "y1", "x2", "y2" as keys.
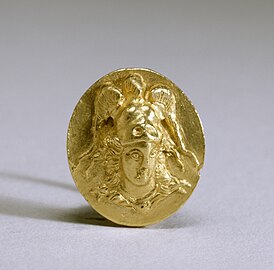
[{"x1": 74, "y1": 73, "x2": 200, "y2": 211}]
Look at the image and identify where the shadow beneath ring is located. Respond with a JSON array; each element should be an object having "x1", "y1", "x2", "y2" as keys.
[
  {"x1": 0, "y1": 171, "x2": 77, "y2": 192},
  {"x1": 0, "y1": 171, "x2": 122, "y2": 227},
  {"x1": 0, "y1": 195, "x2": 199, "y2": 229},
  {"x1": 0, "y1": 195, "x2": 123, "y2": 227},
  {"x1": 0, "y1": 171, "x2": 200, "y2": 229}
]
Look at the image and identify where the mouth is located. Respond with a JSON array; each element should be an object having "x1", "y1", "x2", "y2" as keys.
[{"x1": 136, "y1": 170, "x2": 148, "y2": 180}]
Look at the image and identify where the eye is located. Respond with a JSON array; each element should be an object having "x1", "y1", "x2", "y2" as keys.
[
  {"x1": 128, "y1": 150, "x2": 142, "y2": 161},
  {"x1": 150, "y1": 148, "x2": 158, "y2": 157}
]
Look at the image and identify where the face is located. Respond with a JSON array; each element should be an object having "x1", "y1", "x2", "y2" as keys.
[{"x1": 121, "y1": 142, "x2": 159, "y2": 186}]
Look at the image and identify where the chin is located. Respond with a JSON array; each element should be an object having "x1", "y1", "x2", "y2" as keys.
[{"x1": 132, "y1": 178, "x2": 150, "y2": 186}]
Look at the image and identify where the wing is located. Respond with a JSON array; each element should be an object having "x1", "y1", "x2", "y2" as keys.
[
  {"x1": 149, "y1": 86, "x2": 200, "y2": 167},
  {"x1": 94, "y1": 84, "x2": 125, "y2": 131}
]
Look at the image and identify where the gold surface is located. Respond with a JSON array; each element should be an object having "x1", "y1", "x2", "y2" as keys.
[{"x1": 67, "y1": 68, "x2": 205, "y2": 226}]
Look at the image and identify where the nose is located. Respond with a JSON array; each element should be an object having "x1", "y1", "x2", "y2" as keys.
[
  {"x1": 141, "y1": 156, "x2": 150, "y2": 169},
  {"x1": 139, "y1": 167, "x2": 148, "y2": 173}
]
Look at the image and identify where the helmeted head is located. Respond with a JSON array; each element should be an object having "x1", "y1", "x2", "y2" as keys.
[
  {"x1": 92, "y1": 73, "x2": 191, "y2": 188},
  {"x1": 116, "y1": 100, "x2": 162, "y2": 186}
]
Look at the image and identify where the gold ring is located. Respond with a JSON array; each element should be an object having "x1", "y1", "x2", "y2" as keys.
[{"x1": 67, "y1": 68, "x2": 205, "y2": 227}]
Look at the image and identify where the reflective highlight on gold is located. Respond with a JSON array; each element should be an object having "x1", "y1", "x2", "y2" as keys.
[{"x1": 67, "y1": 68, "x2": 205, "y2": 226}]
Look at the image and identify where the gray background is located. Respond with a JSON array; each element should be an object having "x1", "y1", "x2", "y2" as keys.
[{"x1": 0, "y1": 0, "x2": 273, "y2": 269}]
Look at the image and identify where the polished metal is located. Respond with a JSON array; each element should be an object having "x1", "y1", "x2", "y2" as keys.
[{"x1": 67, "y1": 68, "x2": 205, "y2": 226}]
